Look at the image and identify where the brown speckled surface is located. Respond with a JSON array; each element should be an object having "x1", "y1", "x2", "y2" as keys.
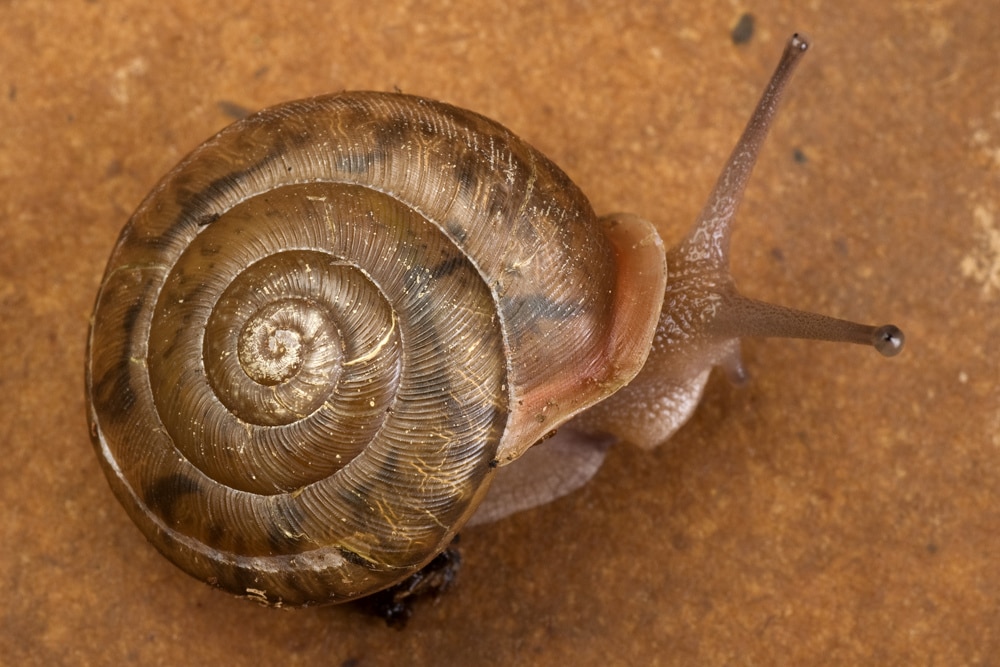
[{"x1": 2, "y1": 1, "x2": 997, "y2": 665}]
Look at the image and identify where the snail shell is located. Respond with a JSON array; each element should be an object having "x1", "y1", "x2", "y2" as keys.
[{"x1": 86, "y1": 92, "x2": 665, "y2": 605}]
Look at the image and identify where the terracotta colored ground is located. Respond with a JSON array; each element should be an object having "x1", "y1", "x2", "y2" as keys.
[{"x1": 2, "y1": 2, "x2": 996, "y2": 665}]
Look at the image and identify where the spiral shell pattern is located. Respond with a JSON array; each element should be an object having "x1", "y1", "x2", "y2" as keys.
[{"x1": 86, "y1": 92, "x2": 664, "y2": 604}]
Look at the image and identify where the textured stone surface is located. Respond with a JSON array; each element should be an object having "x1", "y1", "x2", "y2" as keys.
[{"x1": 1, "y1": 1, "x2": 996, "y2": 665}]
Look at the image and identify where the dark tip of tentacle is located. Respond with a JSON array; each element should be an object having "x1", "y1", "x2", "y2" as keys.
[{"x1": 873, "y1": 325, "x2": 905, "y2": 357}]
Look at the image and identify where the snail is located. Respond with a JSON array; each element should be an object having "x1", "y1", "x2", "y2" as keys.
[{"x1": 86, "y1": 34, "x2": 904, "y2": 611}]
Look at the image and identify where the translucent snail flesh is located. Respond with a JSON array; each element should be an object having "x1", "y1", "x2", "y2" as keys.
[{"x1": 86, "y1": 34, "x2": 904, "y2": 608}]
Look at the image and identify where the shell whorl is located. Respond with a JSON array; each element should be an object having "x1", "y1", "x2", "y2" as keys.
[{"x1": 86, "y1": 92, "x2": 663, "y2": 604}]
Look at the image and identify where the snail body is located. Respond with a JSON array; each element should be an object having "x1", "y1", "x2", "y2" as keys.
[{"x1": 87, "y1": 35, "x2": 902, "y2": 606}]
